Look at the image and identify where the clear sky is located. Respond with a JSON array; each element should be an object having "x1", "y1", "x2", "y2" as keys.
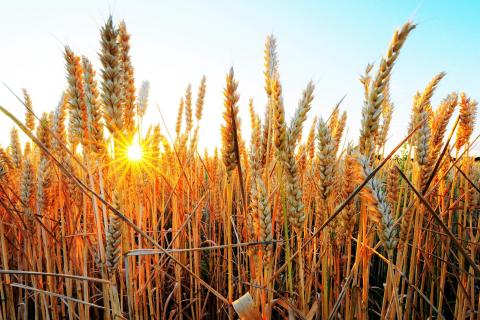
[{"x1": 0, "y1": 0, "x2": 479, "y2": 153}]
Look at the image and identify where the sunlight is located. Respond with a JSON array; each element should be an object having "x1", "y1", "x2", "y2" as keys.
[{"x1": 127, "y1": 141, "x2": 143, "y2": 161}]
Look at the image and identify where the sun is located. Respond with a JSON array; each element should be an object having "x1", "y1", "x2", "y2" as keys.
[{"x1": 127, "y1": 142, "x2": 143, "y2": 161}]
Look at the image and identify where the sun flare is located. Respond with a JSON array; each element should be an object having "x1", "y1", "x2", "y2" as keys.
[{"x1": 127, "y1": 142, "x2": 143, "y2": 161}]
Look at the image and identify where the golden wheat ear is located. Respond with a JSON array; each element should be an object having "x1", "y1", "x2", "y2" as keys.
[
  {"x1": 118, "y1": 20, "x2": 136, "y2": 138},
  {"x1": 136, "y1": 80, "x2": 150, "y2": 118},
  {"x1": 288, "y1": 81, "x2": 315, "y2": 145},
  {"x1": 195, "y1": 75, "x2": 206, "y2": 122},
  {"x1": 354, "y1": 153, "x2": 398, "y2": 255},
  {"x1": 456, "y1": 92, "x2": 478, "y2": 149},
  {"x1": 359, "y1": 21, "x2": 415, "y2": 155},
  {"x1": 221, "y1": 67, "x2": 240, "y2": 173},
  {"x1": 271, "y1": 73, "x2": 288, "y2": 163},
  {"x1": 22, "y1": 88, "x2": 35, "y2": 132},
  {"x1": 106, "y1": 193, "x2": 122, "y2": 276},
  {"x1": 100, "y1": 16, "x2": 123, "y2": 135},
  {"x1": 82, "y1": 56, "x2": 105, "y2": 156},
  {"x1": 317, "y1": 117, "x2": 336, "y2": 201}
]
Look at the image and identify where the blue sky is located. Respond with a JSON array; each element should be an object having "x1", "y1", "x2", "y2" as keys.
[{"x1": 0, "y1": 0, "x2": 479, "y2": 152}]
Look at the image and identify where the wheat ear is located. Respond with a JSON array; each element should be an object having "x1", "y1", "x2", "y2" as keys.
[
  {"x1": 355, "y1": 153, "x2": 398, "y2": 254},
  {"x1": 100, "y1": 16, "x2": 124, "y2": 135},
  {"x1": 106, "y1": 193, "x2": 122, "y2": 275},
  {"x1": 22, "y1": 88, "x2": 35, "y2": 132},
  {"x1": 221, "y1": 67, "x2": 240, "y2": 173},
  {"x1": 456, "y1": 92, "x2": 478, "y2": 149},
  {"x1": 118, "y1": 20, "x2": 136, "y2": 137},
  {"x1": 359, "y1": 22, "x2": 415, "y2": 155}
]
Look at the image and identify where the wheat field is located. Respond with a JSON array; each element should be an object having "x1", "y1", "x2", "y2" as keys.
[{"x1": 0, "y1": 16, "x2": 479, "y2": 319}]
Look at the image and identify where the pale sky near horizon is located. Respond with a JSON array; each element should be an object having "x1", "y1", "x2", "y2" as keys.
[{"x1": 0, "y1": 1, "x2": 479, "y2": 154}]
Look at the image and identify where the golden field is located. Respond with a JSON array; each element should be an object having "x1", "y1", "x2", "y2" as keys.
[{"x1": 0, "y1": 16, "x2": 479, "y2": 319}]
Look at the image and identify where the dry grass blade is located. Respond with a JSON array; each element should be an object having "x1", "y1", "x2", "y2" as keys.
[
  {"x1": 10, "y1": 283, "x2": 107, "y2": 310},
  {"x1": 0, "y1": 270, "x2": 110, "y2": 284}
]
